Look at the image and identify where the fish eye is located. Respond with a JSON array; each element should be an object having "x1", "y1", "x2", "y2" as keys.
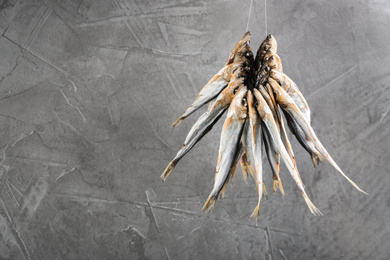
[
  {"x1": 265, "y1": 66, "x2": 270, "y2": 72},
  {"x1": 233, "y1": 87, "x2": 239, "y2": 94},
  {"x1": 242, "y1": 97, "x2": 247, "y2": 107},
  {"x1": 245, "y1": 51, "x2": 252, "y2": 58}
]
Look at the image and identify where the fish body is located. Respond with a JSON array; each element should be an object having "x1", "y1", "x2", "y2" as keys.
[
  {"x1": 247, "y1": 91, "x2": 264, "y2": 221},
  {"x1": 184, "y1": 77, "x2": 246, "y2": 145},
  {"x1": 283, "y1": 110, "x2": 325, "y2": 167},
  {"x1": 269, "y1": 71, "x2": 311, "y2": 123},
  {"x1": 202, "y1": 87, "x2": 248, "y2": 211},
  {"x1": 253, "y1": 88, "x2": 322, "y2": 215},
  {"x1": 172, "y1": 63, "x2": 244, "y2": 127},
  {"x1": 240, "y1": 152, "x2": 253, "y2": 181},
  {"x1": 262, "y1": 126, "x2": 285, "y2": 194},
  {"x1": 268, "y1": 77, "x2": 367, "y2": 195},
  {"x1": 263, "y1": 83, "x2": 296, "y2": 166},
  {"x1": 220, "y1": 142, "x2": 244, "y2": 198},
  {"x1": 226, "y1": 32, "x2": 252, "y2": 65},
  {"x1": 161, "y1": 105, "x2": 227, "y2": 181}
]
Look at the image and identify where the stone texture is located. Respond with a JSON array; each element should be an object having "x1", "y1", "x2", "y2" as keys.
[{"x1": 0, "y1": 0, "x2": 389, "y2": 259}]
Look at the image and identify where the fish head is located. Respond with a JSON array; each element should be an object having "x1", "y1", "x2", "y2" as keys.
[
  {"x1": 256, "y1": 61, "x2": 272, "y2": 85},
  {"x1": 228, "y1": 87, "x2": 248, "y2": 121},
  {"x1": 263, "y1": 52, "x2": 279, "y2": 70},
  {"x1": 226, "y1": 31, "x2": 251, "y2": 65},
  {"x1": 262, "y1": 34, "x2": 277, "y2": 53},
  {"x1": 266, "y1": 79, "x2": 284, "y2": 104},
  {"x1": 255, "y1": 34, "x2": 278, "y2": 68},
  {"x1": 268, "y1": 71, "x2": 287, "y2": 89},
  {"x1": 226, "y1": 61, "x2": 249, "y2": 78},
  {"x1": 219, "y1": 77, "x2": 245, "y2": 107}
]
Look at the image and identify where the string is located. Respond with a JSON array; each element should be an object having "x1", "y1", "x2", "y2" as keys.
[
  {"x1": 265, "y1": 0, "x2": 267, "y2": 37},
  {"x1": 246, "y1": 0, "x2": 254, "y2": 32}
]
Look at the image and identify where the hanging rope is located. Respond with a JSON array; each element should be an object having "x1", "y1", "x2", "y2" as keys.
[
  {"x1": 246, "y1": 0, "x2": 267, "y2": 37},
  {"x1": 246, "y1": 0, "x2": 254, "y2": 32},
  {"x1": 264, "y1": 0, "x2": 267, "y2": 37}
]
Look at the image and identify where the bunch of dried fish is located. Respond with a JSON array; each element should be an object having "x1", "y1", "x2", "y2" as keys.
[{"x1": 161, "y1": 32, "x2": 367, "y2": 222}]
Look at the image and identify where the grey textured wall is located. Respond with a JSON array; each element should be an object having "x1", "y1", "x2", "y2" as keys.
[{"x1": 0, "y1": 0, "x2": 389, "y2": 259}]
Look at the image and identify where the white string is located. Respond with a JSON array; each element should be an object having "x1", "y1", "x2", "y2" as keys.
[
  {"x1": 246, "y1": 0, "x2": 254, "y2": 32},
  {"x1": 265, "y1": 0, "x2": 267, "y2": 37}
]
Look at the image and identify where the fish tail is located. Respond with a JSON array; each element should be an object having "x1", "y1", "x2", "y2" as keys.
[
  {"x1": 272, "y1": 179, "x2": 285, "y2": 196},
  {"x1": 302, "y1": 191, "x2": 322, "y2": 216},
  {"x1": 202, "y1": 194, "x2": 217, "y2": 212},
  {"x1": 160, "y1": 160, "x2": 177, "y2": 181},
  {"x1": 311, "y1": 153, "x2": 325, "y2": 168},
  {"x1": 250, "y1": 203, "x2": 261, "y2": 225},
  {"x1": 171, "y1": 117, "x2": 184, "y2": 128},
  {"x1": 325, "y1": 154, "x2": 369, "y2": 195},
  {"x1": 311, "y1": 154, "x2": 320, "y2": 168},
  {"x1": 310, "y1": 148, "x2": 325, "y2": 167}
]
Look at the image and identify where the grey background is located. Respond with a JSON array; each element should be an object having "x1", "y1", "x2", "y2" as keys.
[{"x1": 0, "y1": 0, "x2": 389, "y2": 259}]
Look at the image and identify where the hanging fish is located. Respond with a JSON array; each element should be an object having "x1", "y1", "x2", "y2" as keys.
[{"x1": 162, "y1": 32, "x2": 367, "y2": 223}]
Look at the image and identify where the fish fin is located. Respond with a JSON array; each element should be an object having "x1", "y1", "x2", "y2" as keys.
[
  {"x1": 171, "y1": 117, "x2": 184, "y2": 128},
  {"x1": 272, "y1": 179, "x2": 279, "y2": 193},
  {"x1": 263, "y1": 182, "x2": 268, "y2": 199},
  {"x1": 229, "y1": 162, "x2": 239, "y2": 185},
  {"x1": 302, "y1": 192, "x2": 322, "y2": 216},
  {"x1": 202, "y1": 194, "x2": 217, "y2": 212},
  {"x1": 240, "y1": 155, "x2": 251, "y2": 182},
  {"x1": 248, "y1": 167, "x2": 256, "y2": 180},
  {"x1": 160, "y1": 160, "x2": 177, "y2": 181},
  {"x1": 220, "y1": 163, "x2": 238, "y2": 198},
  {"x1": 308, "y1": 138, "x2": 325, "y2": 167},
  {"x1": 278, "y1": 180, "x2": 285, "y2": 196},
  {"x1": 219, "y1": 180, "x2": 229, "y2": 199},
  {"x1": 240, "y1": 163, "x2": 250, "y2": 182}
]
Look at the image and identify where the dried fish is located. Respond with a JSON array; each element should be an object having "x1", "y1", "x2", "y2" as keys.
[{"x1": 162, "y1": 32, "x2": 367, "y2": 222}]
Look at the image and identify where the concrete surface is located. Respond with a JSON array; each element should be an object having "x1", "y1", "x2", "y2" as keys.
[{"x1": 0, "y1": 0, "x2": 389, "y2": 259}]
